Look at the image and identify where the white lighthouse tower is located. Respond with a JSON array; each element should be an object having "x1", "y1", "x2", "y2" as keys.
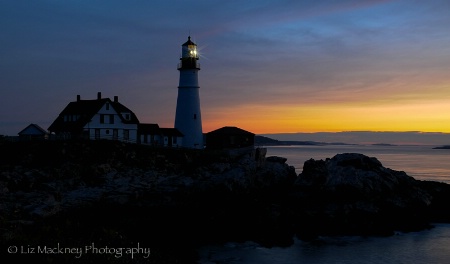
[{"x1": 174, "y1": 36, "x2": 203, "y2": 148}]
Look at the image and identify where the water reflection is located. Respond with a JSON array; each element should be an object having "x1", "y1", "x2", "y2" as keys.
[{"x1": 199, "y1": 224, "x2": 450, "y2": 264}]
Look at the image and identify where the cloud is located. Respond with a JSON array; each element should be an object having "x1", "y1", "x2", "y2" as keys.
[{"x1": 1, "y1": 0, "x2": 450, "y2": 135}]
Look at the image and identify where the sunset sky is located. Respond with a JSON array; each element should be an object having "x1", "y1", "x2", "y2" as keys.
[{"x1": 2, "y1": 0, "x2": 450, "y2": 137}]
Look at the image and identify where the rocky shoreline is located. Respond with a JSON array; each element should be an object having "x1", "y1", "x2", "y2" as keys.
[{"x1": 1, "y1": 140, "x2": 450, "y2": 263}]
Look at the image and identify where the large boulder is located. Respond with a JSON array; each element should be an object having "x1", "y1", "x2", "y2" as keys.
[{"x1": 293, "y1": 153, "x2": 433, "y2": 238}]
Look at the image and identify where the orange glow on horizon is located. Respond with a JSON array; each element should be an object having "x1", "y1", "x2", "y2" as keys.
[{"x1": 203, "y1": 99, "x2": 450, "y2": 134}]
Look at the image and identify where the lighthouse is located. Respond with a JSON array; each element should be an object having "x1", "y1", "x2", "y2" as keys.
[{"x1": 174, "y1": 36, "x2": 204, "y2": 148}]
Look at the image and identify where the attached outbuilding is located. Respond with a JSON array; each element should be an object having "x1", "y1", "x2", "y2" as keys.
[
  {"x1": 160, "y1": 128, "x2": 184, "y2": 148},
  {"x1": 138, "y1": 123, "x2": 162, "y2": 146}
]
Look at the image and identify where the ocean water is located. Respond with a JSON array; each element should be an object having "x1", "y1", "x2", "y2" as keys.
[
  {"x1": 264, "y1": 145, "x2": 450, "y2": 184},
  {"x1": 198, "y1": 145, "x2": 450, "y2": 264},
  {"x1": 199, "y1": 224, "x2": 450, "y2": 264}
]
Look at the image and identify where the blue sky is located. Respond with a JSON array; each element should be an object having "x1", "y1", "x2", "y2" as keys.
[{"x1": 2, "y1": 0, "x2": 450, "y2": 142}]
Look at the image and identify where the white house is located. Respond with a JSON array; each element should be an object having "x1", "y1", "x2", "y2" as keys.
[{"x1": 48, "y1": 92, "x2": 139, "y2": 142}]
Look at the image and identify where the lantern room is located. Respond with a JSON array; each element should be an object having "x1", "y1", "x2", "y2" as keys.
[{"x1": 179, "y1": 36, "x2": 200, "y2": 70}]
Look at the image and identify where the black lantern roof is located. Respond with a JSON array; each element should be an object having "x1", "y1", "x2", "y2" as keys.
[{"x1": 182, "y1": 36, "x2": 196, "y2": 46}]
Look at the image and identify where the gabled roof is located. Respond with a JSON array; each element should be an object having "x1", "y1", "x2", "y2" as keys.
[
  {"x1": 160, "y1": 128, "x2": 184, "y2": 137},
  {"x1": 18, "y1": 124, "x2": 48, "y2": 135},
  {"x1": 206, "y1": 126, "x2": 254, "y2": 136},
  {"x1": 48, "y1": 98, "x2": 139, "y2": 133}
]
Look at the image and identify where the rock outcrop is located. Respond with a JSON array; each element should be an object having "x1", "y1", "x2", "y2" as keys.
[
  {"x1": 1, "y1": 141, "x2": 450, "y2": 263},
  {"x1": 0, "y1": 140, "x2": 297, "y2": 262},
  {"x1": 0, "y1": 141, "x2": 293, "y2": 219},
  {"x1": 291, "y1": 153, "x2": 439, "y2": 239}
]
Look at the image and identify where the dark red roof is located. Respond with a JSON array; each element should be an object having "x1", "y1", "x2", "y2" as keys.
[
  {"x1": 110, "y1": 101, "x2": 140, "y2": 124},
  {"x1": 138, "y1": 123, "x2": 160, "y2": 134},
  {"x1": 48, "y1": 98, "x2": 139, "y2": 133},
  {"x1": 206, "y1": 126, "x2": 254, "y2": 136}
]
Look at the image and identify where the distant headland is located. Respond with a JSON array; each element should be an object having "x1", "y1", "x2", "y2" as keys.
[
  {"x1": 260, "y1": 131, "x2": 450, "y2": 146},
  {"x1": 433, "y1": 145, "x2": 450, "y2": 149},
  {"x1": 255, "y1": 135, "x2": 354, "y2": 146}
]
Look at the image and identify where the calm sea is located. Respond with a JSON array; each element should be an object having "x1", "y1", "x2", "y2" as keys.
[
  {"x1": 264, "y1": 144, "x2": 450, "y2": 184},
  {"x1": 198, "y1": 145, "x2": 450, "y2": 264}
]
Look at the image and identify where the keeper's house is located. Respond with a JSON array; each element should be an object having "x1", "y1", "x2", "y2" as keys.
[
  {"x1": 47, "y1": 93, "x2": 184, "y2": 146},
  {"x1": 48, "y1": 93, "x2": 139, "y2": 142}
]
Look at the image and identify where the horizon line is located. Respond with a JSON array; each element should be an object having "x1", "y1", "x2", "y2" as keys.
[{"x1": 259, "y1": 131, "x2": 450, "y2": 135}]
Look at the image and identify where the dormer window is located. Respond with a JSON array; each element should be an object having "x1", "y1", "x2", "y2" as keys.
[{"x1": 122, "y1": 113, "x2": 131, "y2": 120}]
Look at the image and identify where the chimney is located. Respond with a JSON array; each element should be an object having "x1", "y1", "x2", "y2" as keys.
[
  {"x1": 97, "y1": 92, "x2": 101, "y2": 100},
  {"x1": 114, "y1": 96, "x2": 118, "y2": 103},
  {"x1": 77, "y1": 95, "x2": 81, "y2": 101}
]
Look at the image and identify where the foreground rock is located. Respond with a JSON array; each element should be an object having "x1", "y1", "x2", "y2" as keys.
[
  {"x1": 292, "y1": 153, "x2": 438, "y2": 239},
  {"x1": 1, "y1": 141, "x2": 450, "y2": 263},
  {"x1": 0, "y1": 141, "x2": 296, "y2": 262}
]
